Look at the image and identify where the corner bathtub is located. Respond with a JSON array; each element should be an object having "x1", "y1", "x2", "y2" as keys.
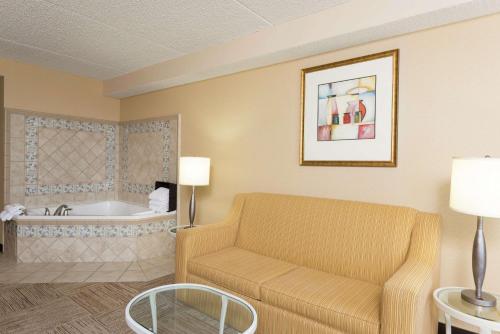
[{"x1": 5, "y1": 201, "x2": 177, "y2": 263}]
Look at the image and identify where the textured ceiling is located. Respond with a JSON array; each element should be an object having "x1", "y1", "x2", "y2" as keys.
[{"x1": 0, "y1": 0, "x2": 348, "y2": 79}]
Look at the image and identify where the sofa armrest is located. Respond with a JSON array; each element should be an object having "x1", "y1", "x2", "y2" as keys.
[
  {"x1": 381, "y1": 212, "x2": 441, "y2": 334},
  {"x1": 175, "y1": 195, "x2": 245, "y2": 282}
]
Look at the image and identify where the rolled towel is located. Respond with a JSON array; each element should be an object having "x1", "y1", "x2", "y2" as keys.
[
  {"x1": 149, "y1": 187, "x2": 169, "y2": 201},
  {"x1": 1, "y1": 203, "x2": 26, "y2": 222},
  {"x1": 149, "y1": 199, "x2": 169, "y2": 213},
  {"x1": 149, "y1": 199, "x2": 168, "y2": 207},
  {"x1": 150, "y1": 206, "x2": 168, "y2": 213}
]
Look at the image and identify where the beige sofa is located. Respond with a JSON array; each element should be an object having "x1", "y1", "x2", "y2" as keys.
[{"x1": 176, "y1": 193, "x2": 441, "y2": 334}]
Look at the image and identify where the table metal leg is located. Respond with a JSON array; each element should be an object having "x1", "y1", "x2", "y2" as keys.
[
  {"x1": 149, "y1": 294, "x2": 158, "y2": 334},
  {"x1": 444, "y1": 313, "x2": 452, "y2": 334},
  {"x1": 219, "y1": 295, "x2": 228, "y2": 334}
]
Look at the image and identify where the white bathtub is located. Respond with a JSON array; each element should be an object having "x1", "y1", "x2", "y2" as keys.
[
  {"x1": 8, "y1": 200, "x2": 177, "y2": 263},
  {"x1": 17, "y1": 200, "x2": 175, "y2": 222}
]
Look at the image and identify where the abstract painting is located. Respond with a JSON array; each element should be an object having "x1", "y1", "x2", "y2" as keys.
[
  {"x1": 317, "y1": 76, "x2": 376, "y2": 141},
  {"x1": 300, "y1": 50, "x2": 398, "y2": 167}
]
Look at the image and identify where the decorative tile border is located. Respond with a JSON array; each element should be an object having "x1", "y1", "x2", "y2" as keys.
[
  {"x1": 121, "y1": 119, "x2": 171, "y2": 194},
  {"x1": 16, "y1": 218, "x2": 176, "y2": 238},
  {"x1": 25, "y1": 115, "x2": 117, "y2": 196}
]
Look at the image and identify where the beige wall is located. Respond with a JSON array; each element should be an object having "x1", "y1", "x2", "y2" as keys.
[
  {"x1": 0, "y1": 59, "x2": 119, "y2": 121},
  {"x1": 121, "y1": 13, "x2": 500, "y2": 293}
]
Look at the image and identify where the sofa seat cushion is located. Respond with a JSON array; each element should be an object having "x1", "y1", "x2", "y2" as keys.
[
  {"x1": 188, "y1": 247, "x2": 297, "y2": 300},
  {"x1": 261, "y1": 267, "x2": 381, "y2": 334}
]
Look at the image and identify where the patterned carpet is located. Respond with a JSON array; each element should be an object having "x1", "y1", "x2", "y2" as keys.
[{"x1": 0, "y1": 274, "x2": 175, "y2": 334}]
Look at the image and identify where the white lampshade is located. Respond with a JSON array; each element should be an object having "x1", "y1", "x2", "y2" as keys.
[
  {"x1": 179, "y1": 157, "x2": 210, "y2": 186},
  {"x1": 450, "y1": 157, "x2": 500, "y2": 218}
]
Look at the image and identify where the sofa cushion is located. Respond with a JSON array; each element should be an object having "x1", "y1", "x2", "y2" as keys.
[
  {"x1": 261, "y1": 267, "x2": 381, "y2": 334},
  {"x1": 235, "y1": 193, "x2": 417, "y2": 285},
  {"x1": 188, "y1": 247, "x2": 297, "y2": 300}
]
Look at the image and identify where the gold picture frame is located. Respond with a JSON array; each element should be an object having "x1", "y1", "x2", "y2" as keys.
[{"x1": 300, "y1": 49, "x2": 399, "y2": 167}]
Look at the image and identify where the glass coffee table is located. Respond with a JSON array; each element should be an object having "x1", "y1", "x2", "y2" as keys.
[{"x1": 126, "y1": 283, "x2": 257, "y2": 334}]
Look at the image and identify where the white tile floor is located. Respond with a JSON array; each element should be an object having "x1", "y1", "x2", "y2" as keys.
[{"x1": 0, "y1": 252, "x2": 175, "y2": 283}]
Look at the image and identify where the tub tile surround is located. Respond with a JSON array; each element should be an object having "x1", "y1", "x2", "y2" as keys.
[
  {"x1": 6, "y1": 110, "x2": 120, "y2": 207},
  {"x1": 3, "y1": 110, "x2": 179, "y2": 275},
  {"x1": 119, "y1": 117, "x2": 178, "y2": 206},
  {"x1": 24, "y1": 114, "x2": 116, "y2": 196},
  {"x1": 7, "y1": 218, "x2": 176, "y2": 263},
  {"x1": 5, "y1": 110, "x2": 177, "y2": 208}
]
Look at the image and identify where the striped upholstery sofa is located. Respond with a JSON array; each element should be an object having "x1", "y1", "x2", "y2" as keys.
[{"x1": 176, "y1": 193, "x2": 441, "y2": 334}]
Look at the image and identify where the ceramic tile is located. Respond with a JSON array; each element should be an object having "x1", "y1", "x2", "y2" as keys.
[
  {"x1": 10, "y1": 139, "x2": 25, "y2": 162},
  {"x1": 9, "y1": 263, "x2": 47, "y2": 272},
  {"x1": 120, "y1": 119, "x2": 171, "y2": 195},
  {"x1": 10, "y1": 113, "x2": 25, "y2": 137},
  {"x1": 118, "y1": 270, "x2": 146, "y2": 282},
  {"x1": 39, "y1": 262, "x2": 75, "y2": 272},
  {"x1": 143, "y1": 267, "x2": 170, "y2": 281},
  {"x1": 18, "y1": 219, "x2": 176, "y2": 237},
  {"x1": 53, "y1": 271, "x2": 94, "y2": 283},
  {"x1": 0, "y1": 263, "x2": 17, "y2": 272},
  {"x1": 126, "y1": 262, "x2": 141, "y2": 271},
  {"x1": 9, "y1": 162, "x2": 25, "y2": 186},
  {"x1": 21, "y1": 271, "x2": 64, "y2": 283},
  {"x1": 0, "y1": 272, "x2": 31, "y2": 283},
  {"x1": 85, "y1": 271, "x2": 124, "y2": 282},
  {"x1": 24, "y1": 114, "x2": 117, "y2": 196},
  {"x1": 98, "y1": 262, "x2": 131, "y2": 272},
  {"x1": 67, "y1": 262, "x2": 103, "y2": 272}
]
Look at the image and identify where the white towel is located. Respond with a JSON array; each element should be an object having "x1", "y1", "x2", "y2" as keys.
[
  {"x1": 1, "y1": 203, "x2": 26, "y2": 222},
  {"x1": 149, "y1": 199, "x2": 168, "y2": 207},
  {"x1": 149, "y1": 187, "x2": 169, "y2": 201},
  {"x1": 151, "y1": 207, "x2": 168, "y2": 214},
  {"x1": 149, "y1": 205, "x2": 168, "y2": 214},
  {"x1": 149, "y1": 205, "x2": 168, "y2": 212},
  {"x1": 149, "y1": 196, "x2": 169, "y2": 213}
]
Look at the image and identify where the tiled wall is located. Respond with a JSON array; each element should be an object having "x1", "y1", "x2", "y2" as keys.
[
  {"x1": 15, "y1": 218, "x2": 176, "y2": 262},
  {"x1": 5, "y1": 110, "x2": 119, "y2": 208},
  {"x1": 118, "y1": 117, "x2": 177, "y2": 206},
  {"x1": 4, "y1": 109, "x2": 178, "y2": 209}
]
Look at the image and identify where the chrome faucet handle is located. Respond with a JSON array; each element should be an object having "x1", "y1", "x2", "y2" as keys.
[{"x1": 44, "y1": 208, "x2": 51, "y2": 216}]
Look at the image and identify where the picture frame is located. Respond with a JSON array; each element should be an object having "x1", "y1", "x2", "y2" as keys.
[{"x1": 300, "y1": 49, "x2": 399, "y2": 167}]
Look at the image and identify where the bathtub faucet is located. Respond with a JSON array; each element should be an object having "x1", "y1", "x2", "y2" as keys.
[{"x1": 54, "y1": 204, "x2": 69, "y2": 216}]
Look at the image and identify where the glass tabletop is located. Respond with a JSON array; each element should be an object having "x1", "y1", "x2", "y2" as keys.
[
  {"x1": 126, "y1": 283, "x2": 256, "y2": 334},
  {"x1": 437, "y1": 288, "x2": 500, "y2": 322}
]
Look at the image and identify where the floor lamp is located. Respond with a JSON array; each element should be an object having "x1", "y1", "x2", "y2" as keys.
[{"x1": 179, "y1": 157, "x2": 210, "y2": 228}]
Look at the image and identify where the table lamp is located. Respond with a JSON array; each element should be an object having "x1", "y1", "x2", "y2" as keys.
[
  {"x1": 450, "y1": 156, "x2": 500, "y2": 307},
  {"x1": 179, "y1": 157, "x2": 210, "y2": 228}
]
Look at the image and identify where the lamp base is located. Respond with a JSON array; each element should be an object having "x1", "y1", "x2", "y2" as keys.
[{"x1": 461, "y1": 289, "x2": 497, "y2": 307}]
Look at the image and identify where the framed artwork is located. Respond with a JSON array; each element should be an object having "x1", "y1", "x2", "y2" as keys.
[{"x1": 300, "y1": 49, "x2": 399, "y2": 167}]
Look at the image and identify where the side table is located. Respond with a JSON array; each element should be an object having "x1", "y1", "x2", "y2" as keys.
[{"x1": 434, "y1": 287, "x2": 500, "y2": 334}]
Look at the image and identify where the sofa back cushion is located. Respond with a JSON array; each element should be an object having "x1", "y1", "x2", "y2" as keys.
[{"x1": 234, "y1": 193, "x2": 418, "y2": 285}]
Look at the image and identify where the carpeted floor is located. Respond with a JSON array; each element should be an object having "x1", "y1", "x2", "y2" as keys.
[{"x1": 0, "y1": 274, "x2": 175, "y2": 334}]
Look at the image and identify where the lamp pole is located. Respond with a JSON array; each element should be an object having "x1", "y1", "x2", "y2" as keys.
[
  {"x1": 188, "y1": 185, "x2": 196, "y2": 228},
  {"x1": 461, "y1": 216, "x2": 496, "y2": 307}
]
